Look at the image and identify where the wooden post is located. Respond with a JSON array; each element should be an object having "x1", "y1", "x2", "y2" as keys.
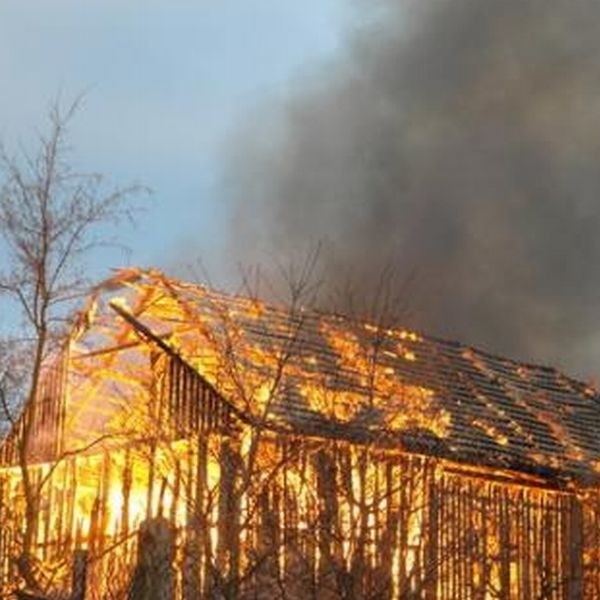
[
  {"x1": 216, "y1": 438, "x2": 240, "y2": 595},
  {"x1": 498, "y1": 487, "x2": 511, "y2": 600},
  {"x1": 182, "y1": 441, "x2": 201, "y2": 600},
  {"x1": 314, "y1": 446, "x2": 340, "y2": 596},
  {"x1": 424, "y1": 468, "x2": 439, "y2": 600},
  {"x1": 567, "y1": 496, "x2": 584, "y2": 600},
  {"x1": 128, "y1": 517, "x2": 175, "y2": 600},
  {"x1": 71, "y1": 548, "x2": 88, "y2": 600}
]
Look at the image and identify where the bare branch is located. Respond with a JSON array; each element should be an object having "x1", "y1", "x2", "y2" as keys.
[{"x1": 0, "y1": 95, "x2": 146, "y2": 591}]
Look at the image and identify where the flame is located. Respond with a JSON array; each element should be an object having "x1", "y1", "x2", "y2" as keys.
[
  {"x1": 472, "y1": 418, "x2": 509, "y2": 446},
  {"x1": 319, "y1": 321, "x2": 450, "y2": 437},
  {"x1": 8, "y1": 269, "x2": 592, "y2": 598}
]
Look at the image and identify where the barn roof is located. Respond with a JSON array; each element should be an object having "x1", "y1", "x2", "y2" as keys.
[{"x1": 89, "y1": 269, "x2": 600, "y2": 487}]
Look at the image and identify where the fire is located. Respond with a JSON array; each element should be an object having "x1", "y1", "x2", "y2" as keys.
[
  {"x1": 319, "y1": 320, "x2": 450, "y2": 436},
  {"x1": 0, "y1": 268, "x2": 596, "y2": 599},
  {"x1": 472, "y1": 418, "x2": 509, "y2": 446}
]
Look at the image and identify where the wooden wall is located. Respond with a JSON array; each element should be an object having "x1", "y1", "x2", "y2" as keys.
[
  {"x1": 0, "y1": 351, "x2": 598, "y2": 599},
  {"x1": 0, "y1": 430, "x2": 597, "y2": 599},
  {"x1": 0, "y1": 352, "x2": 67, "y2": 467}
]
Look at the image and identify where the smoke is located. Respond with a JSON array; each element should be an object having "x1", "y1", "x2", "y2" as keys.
[{"x1": 223, "y1": 0, "x2": 600, "y2": 379}]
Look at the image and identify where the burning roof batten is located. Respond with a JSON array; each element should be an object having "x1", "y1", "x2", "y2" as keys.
[{"x1": 67, "y1": 267, "x2": 600, "y2": 488}]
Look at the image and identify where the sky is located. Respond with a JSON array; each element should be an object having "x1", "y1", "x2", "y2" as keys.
[
  {"x1": 3, "y1": 1, "x2": 600, "y2": 381},
  {"x1": 0, "y1": 0, "x2": 346, "y2": 286}
]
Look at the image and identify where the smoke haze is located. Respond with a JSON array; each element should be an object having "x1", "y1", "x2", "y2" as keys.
[{"x1": 223, "y1": 0, "x2": 600, "y2": 379}]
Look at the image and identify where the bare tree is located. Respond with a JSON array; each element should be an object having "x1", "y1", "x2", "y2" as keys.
[
  {"x1": 101, "y1": 257, "x2": 452, "y2": 600},
  {"x1": 0, "y1": 96, "x2": 145, "y2": 590},
  {"x1": 0, "y1": 247, "x2": 582, "y2": 599},
  {"x1": 116, "y1": 255, "x2": 323, "y2": 600}
]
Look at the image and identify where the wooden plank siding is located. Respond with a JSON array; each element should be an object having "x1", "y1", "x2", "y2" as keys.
[
  {"x1": 0, "y1": 350, "x2": 68, "y2": 467},
  {"x1": 2, "y1": 263, "x2": 600, "y2": 600},
  {"x1": 0, "y1": 349, "x2": 598, "y2": 598}
]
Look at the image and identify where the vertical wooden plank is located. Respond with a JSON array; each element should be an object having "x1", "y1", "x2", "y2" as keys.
[
  {"x1": 499, "y1": 486, "x2": 510, "y2": 600},
  {"x1": 71, "y1": 548, "x2": 89, "y2": 600},
  {"x1": 461, "y1": 481, "x2": 469, "y2": 600},
  {"x1": 456, "y1": 479, "x2": 464, "y2": 600},
  {"x1": 449, "y1": 478, "x2": 456, "y2": 600},
  {"x1": 314, "y1": 444, "x2": 339, "y2": 593},
  {"x1": 353, "y1": 446, "x2": 367, "y2": 599},
  {"x1": 217, "y1": 437, "x2": 240, "y2": 595},
  {"x1": 567, "y1": 495, "x2": 584, "y2": 600},
  {"x1": 513, "y1": 488, "x2": 523, "y2": 600},
  {"x1": 425, "y1": 464, "x2": 439, "y2": 600},
  {"x1": 397, "y1": 458, "x2": 409, "y2": 598},
  {"x1": 182, "y1": 439, "x2": 197, "y2": 600},
  {"x1": 437, "y1": 469, "x2": 445, "y2": 599},
  {"x1": 190, "y1": 372, "x2": 198, "y2": 434},
  {"x1": 170, "y1": 460, "x2": 181, "y2": 525},
  {"x1": 200, "y1": 387, "x2": 208, "y2": 432},
  {"x1": 168, "y1": 356, "x2": 176, "y2": 427},
  {"x1": 380, "y1": 460, "x2": 396, "y2": 600},
  {"x1": 122, "y1": 448, "x2": 132, "y2": 539}
]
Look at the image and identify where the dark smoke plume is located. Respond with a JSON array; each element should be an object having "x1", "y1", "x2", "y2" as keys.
[{"x1": 223, "y1": 0, "x2": 600, "y2": 379}]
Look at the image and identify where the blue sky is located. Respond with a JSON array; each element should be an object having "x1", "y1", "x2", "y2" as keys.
[{"x1": 0, "y1": 1, "x2": 346, "y2": 288}]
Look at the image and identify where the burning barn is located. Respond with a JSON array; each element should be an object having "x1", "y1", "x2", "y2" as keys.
[{"x1": 1, "y1": 268, "x2": 600, "y2": 599}]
